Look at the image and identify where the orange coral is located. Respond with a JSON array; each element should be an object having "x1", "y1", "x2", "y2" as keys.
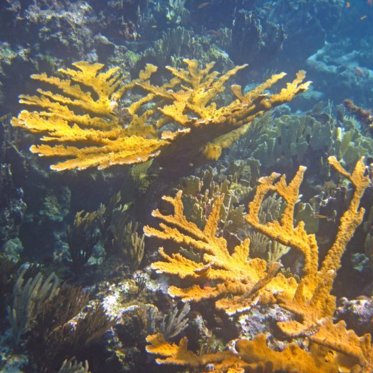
[
  {"x1": 146, "y1": 333, "x2": 246, "y2": 372},
  {"x1": 247, "y1": 157, "x2": 372, "y2": 372},
  {"x1": 141, "y1": 61, "x2": 310, "y2": 169},
  {"x1": 145, "y1": 157, "x2": 371, "y2": 372},
  {"x1": 146, "y1": 332, "x2": 342, "y2": 373},
  {"x1": 12, "y1": 60, "x2": 310, "y2": 172},
  {"x1": 144, "y1": 191, "x2": 297, "y2": 315},
  {"x1": 11, "y1": 62, "x2": 167, "y2": 171},
  {"x1": 246, "y1": 157, "x2": 369, "y2": 341},
  {"x1": 235, "y1": 333, "x2": 346, "y2": 373}
]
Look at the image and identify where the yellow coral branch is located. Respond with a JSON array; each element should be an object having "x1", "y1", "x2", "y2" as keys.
[
  {"x1": 144, "y1": 190, "x2": 297, "y2": 314},
  {"x1": 12, "y1": 60, "x2": 310, "y2": 171},
  {"x1": 12, "y1": 62, "x2": 168, "y2": 170},
  {"x1": 321, "y1": 156, "x2": 369, "y2": 277},
  {"x1": 147, "y1": 333, "x2": 341, "y2": 373},
  {"x1": 246, "y1": 166, "x2": 319, "y2": 277},
  {"x1": 146, "y1": 333, "x2": 248, "y2": 372},
  {"x1": 236, "y1": 334, "x2": 340, "y2": 373}
]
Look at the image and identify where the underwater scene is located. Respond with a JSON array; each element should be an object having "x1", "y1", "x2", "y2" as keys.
[{"x1": 1, "y1": 0, "x2": 373, "y2": 372}]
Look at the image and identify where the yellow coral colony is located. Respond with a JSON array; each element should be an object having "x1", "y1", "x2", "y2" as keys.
[
  {"x1": 12, "y1": 60, "x2": 310, "y2": 172},
  {"x1": 145, "y1": 157, "x2": 371, "y2": 372}
]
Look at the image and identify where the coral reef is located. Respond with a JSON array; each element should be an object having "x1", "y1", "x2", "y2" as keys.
[
  {"x1": 100, "y1": 194, "x2": 145, "y2": 271},
  {"x1": 137, "y1": 26, "x2": 233, "y2": 71},
  {"x1": 1, "y1": 1, "x2": 373, "y2": 372},
  {"x1": 336, "y1": 296, "x2": 373, "y2": 336},
  {"x1": 178, "y1": 161, "x2": 257, "y2": 238},
  {"x1": 228, "y1": 0, "x2": 344, "y2": 74}
]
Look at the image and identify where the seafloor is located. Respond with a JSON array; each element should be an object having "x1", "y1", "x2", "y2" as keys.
[{"x1": 1, "y1": 1, "x2": 373, "y2": 372}]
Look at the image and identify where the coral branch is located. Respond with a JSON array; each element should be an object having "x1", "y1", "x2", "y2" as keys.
[{"x1": 144, "y1": 191, "x2": 297, "y2": 315}]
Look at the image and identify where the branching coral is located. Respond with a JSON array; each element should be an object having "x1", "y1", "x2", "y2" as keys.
[
  {"x1": 246, "y1": 157, "x2": 368, "y2": 333},
  {"x1": 146, "y1": 333, "x2": 247, "y2": 372},
  {"x1": 144, "y1": 190, "x2": 297, "y2": 316},
  {"x1": 145, "y1": 157, "x2": 371, "y2": 372},
  {"x1": 141, "y1": 62, "x2": 310, "y2": 168},
  {"x1": 247, "y1": 156, "x2": 372, "y2": 371},
  {"x1": 12, "y1": 60, "x2": 310, "y2": 172},
  {"x1": 11, "y1": 61, "x2": 165, "y2": 171},
  {"x1": 146, "y1": 332, "x2": 341, "y2": 373}
]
